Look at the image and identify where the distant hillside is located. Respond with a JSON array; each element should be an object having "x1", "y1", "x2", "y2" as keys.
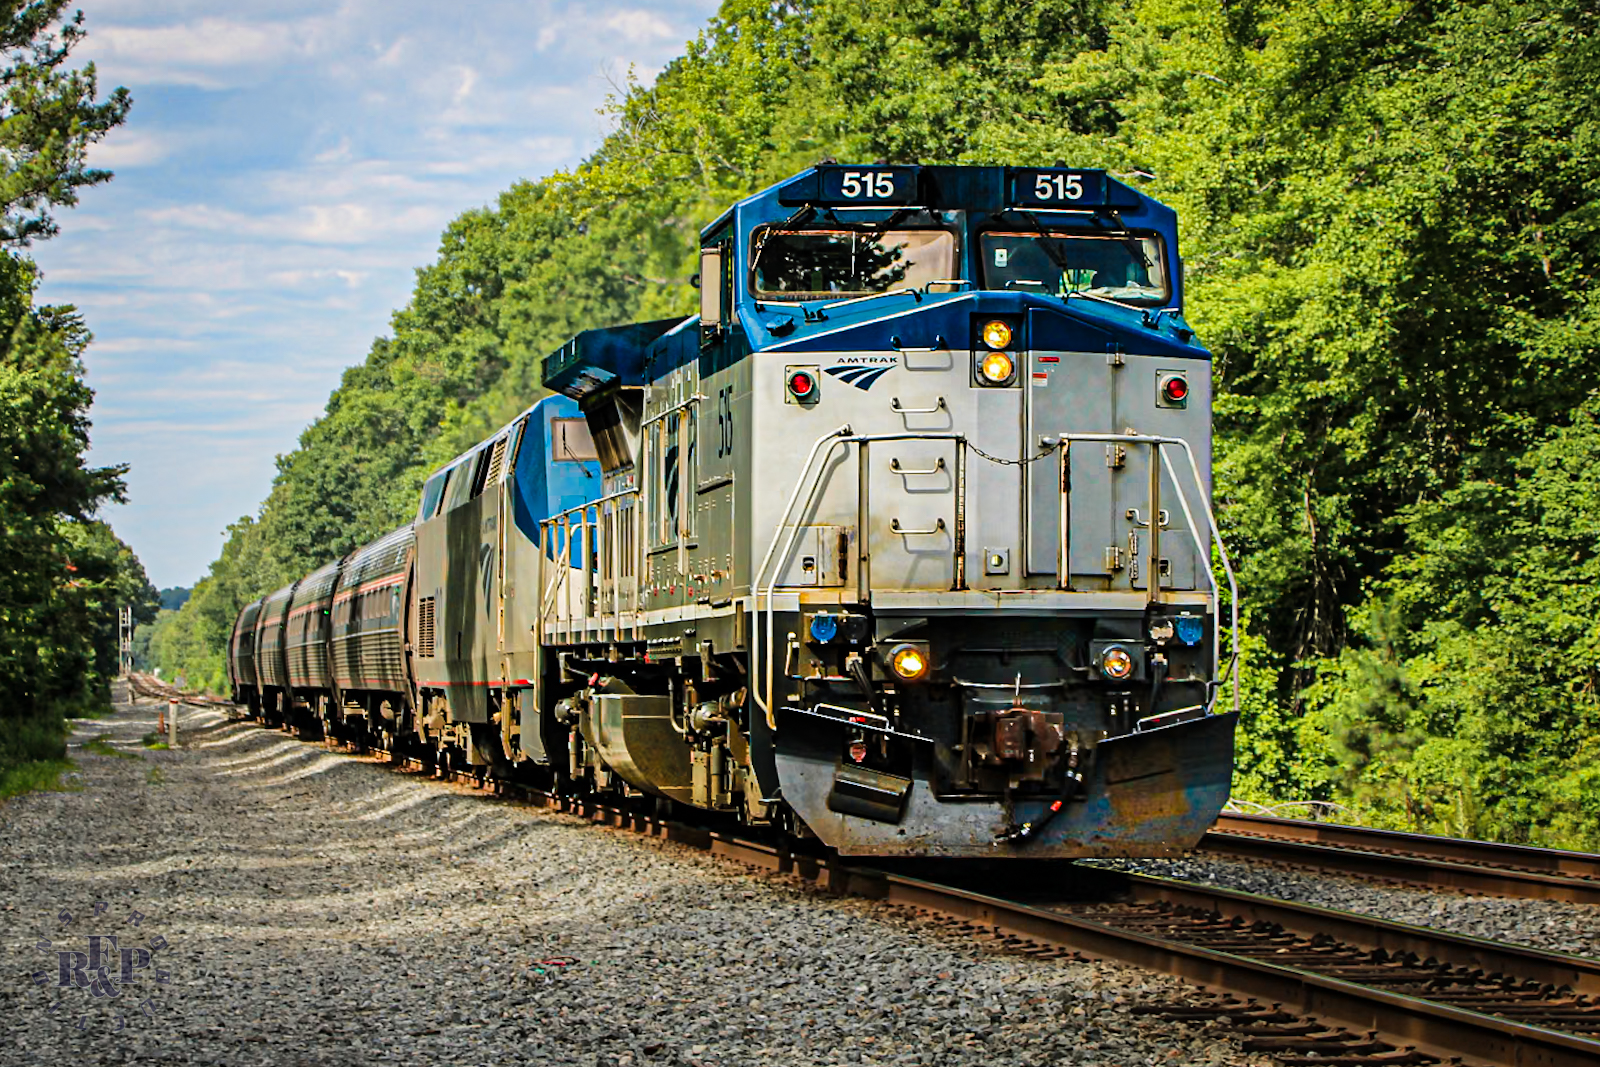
[{"x1": 158, "y1": 586, "x2": 191, "y2": 612}]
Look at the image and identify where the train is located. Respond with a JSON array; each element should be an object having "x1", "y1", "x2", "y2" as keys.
[{"x1": 228, "y1": 163, "x2": 1239, "y2": 857}]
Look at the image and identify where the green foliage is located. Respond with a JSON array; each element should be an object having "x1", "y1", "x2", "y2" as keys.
[
  {"x1": 159, "y1": 0, "x2": 1600, "y2": 845},
  {"x1": 0, "y1": 255, "x2": 155, "y2": 762},
  {"x1": 81, "y1": 734, "x2": 137, "y2": 759},
  {"x1": 0, "y1": 2, "x2": 141, "y2": 783},
  {"x1": 0, "y1": 757, "x2": 76, "y2": 801},
  {"x1": 0, "y1": 1, "x2": 131, "y2": 245}
]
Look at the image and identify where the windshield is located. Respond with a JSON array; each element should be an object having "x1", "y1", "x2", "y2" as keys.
[
  {"x1": 751, "y1": 228, "x2": 956, "y2": 301},
  {"x1": 979, "y1": 231, "x2": 1169, "y2": 306}
]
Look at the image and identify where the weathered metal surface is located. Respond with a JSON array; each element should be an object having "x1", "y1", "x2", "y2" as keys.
[
  {"x1": 285, "y1": 558, "x2": 341, "y2": 693},
  {"x1": 252, "y1": 581, "x2": 298, "y2": 691},
  {"x1": 769, "y1": 710, "x2": 1237, "y2": 857},
  {"x1": 329, "y1": 524, "x2": 414, "y2": 700}
]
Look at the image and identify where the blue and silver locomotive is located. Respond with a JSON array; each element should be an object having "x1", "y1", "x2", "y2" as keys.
[{"x1": 230, "y1": 164, "x2": 1239, "y2": 858}]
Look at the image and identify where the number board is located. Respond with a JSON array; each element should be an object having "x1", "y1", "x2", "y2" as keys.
[
  {"x1": 1008, "y1": 168, "x2": 1109, "y2": 208},
  {"x1": 817, "y1": 166, "x2": 919, "y2": 206}
]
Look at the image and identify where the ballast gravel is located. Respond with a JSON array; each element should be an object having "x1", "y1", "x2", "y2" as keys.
[
  {"x1": 0, "y1": 689, "x2": 1277, "y2": 1067},
  {"x1": 1086, "y1": 855, "x2": 1600, "y2": 960}
]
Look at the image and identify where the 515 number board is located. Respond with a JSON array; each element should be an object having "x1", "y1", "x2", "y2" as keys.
[{"x1": 1007, "y1": 168, "x2": 1109, "y2": 208}]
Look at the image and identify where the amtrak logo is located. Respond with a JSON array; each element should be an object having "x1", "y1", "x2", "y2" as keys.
[{"x1": 824, "y1": 355, "x2": 897, "y2": 391}]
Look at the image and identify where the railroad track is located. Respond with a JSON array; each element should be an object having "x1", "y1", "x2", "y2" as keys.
[
  {"x1": 215, "y1": 714, "x2": 1600, "y2": 1067},
  {"x1": 1206, "y1": 813, "x2": 1600, "y2": 905},
  {"x1": 124, "y1": 671, "x2": 232, "y2": 709}
]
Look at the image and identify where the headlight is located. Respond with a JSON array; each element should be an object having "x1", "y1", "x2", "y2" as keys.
[
  {"x1": 980, "y1": 319, "x2": 1013, "y2": 350},
  {"x1": 977, "y1": 351, "x2": 1015, "y2": 385},
  {"x1": 1100, "y1": 646, "x2": 1134, "y2": 680},
  {"x1": 888, "y1": 643, "x2": 930, "y2": 681}
]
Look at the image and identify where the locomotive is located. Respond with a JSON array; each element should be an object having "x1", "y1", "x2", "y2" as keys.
[{"x1": 229, "y1": 164, "x2": 1238, "y2": 857}]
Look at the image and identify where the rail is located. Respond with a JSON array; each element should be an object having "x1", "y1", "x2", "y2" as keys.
[{"x1": 1205, "y1": 812, "x2": 1600, "y2": 904}]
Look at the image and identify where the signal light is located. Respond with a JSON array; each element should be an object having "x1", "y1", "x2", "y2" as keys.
[
  {"x1": 787, "y1": 369, "x2": 818, "y2": 402},
  {"x1": 977, "y1": 351, "x2": 1016, "y2": 386},
  {"x1": 1157, "y1": 371, "x2": 1189, "y2": 408},
  {"x1": 888, "y1": 643, "x2": 930, "y2": 682},
  {"x1": 980, "y1": 319, "x2": 1013, "y2": 350}
]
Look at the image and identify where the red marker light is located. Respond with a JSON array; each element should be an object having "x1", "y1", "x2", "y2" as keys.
[
  {"x1": 1162, "y1": 375, "x2": 1189, "y2": 403},
  {"x1": 788, "y1": 370, "x2": 817, "y2": 399}
]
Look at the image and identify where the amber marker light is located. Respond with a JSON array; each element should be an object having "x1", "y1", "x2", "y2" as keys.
[
  {"x1": 1100, "y1": 646, "x2": 1134, "y2": 681},
  {"x1": 980, "y1": 319, "x2": 1013, "y2": 350},
  {"x1": 978, "y1": 350, "x2": 1015, "y2": 385},
  {"x1": 888, "y1": 643, "x2": 930, "y2": 682}
]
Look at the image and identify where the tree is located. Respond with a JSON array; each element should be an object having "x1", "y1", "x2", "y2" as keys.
[
  {"x1": 0, "y1": 1, "x2": 131, "y2": 771},
  {"x1": 0, "y1": 1, "x2": 132, "y2": 245}
]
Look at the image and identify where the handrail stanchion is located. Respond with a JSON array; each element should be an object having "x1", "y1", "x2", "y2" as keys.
[
  {"x1": 1147, "y1": 441, "x2": 1161, "y2": 603},
  {"x1": 1057, "y1": 442, "x2": 1071, "y2": 591},
  {"x1": 952, "y1": 438, "x2": 967, "y2": 591}
]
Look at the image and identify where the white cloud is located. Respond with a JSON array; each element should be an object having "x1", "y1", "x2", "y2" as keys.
[
  {"x1": 86, "y1": 130, "x2": 174, "y2": 168},
  {"x1": 602, "y1": 10, "x2": 680, "y2": 43},
  {"x1": 34, "y1": 0, "x2": 723, "y2": 587},
  {"x1": 90, "y1": 18, "x2": 319, "y2": 88}
]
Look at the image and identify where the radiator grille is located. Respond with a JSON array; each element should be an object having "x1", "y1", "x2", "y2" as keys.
[
  {"x1": 485, "y1": 435, "x2": 509, "y2": 487},
  {"x1": 417, "y1": 596, "x2": 435, "y2": 658}
]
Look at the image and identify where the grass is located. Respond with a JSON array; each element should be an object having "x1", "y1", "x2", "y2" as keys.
[
  {"x1": 0, "y1": 758, "x2": 80, "y2": 801},
  {"x1": 80, "y1": 735, "x2": 141, "y2": 760},
  {"x1": 140, "y1": 731, "x2": 170, "y2": 750},
  {"x1": 146, "y1": 765, "x2": 166, "y2": 786}
]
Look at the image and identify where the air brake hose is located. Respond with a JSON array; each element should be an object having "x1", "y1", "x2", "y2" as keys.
[{"x1": 994, "y1": 737, "x2": 1084, "y2": 845}]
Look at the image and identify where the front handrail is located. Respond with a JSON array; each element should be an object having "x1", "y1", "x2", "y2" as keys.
[
  {"x1": 753, "y1": 429, "x2": 1240, "y2": 720},
  {"x1": 753, "y1": 429, "x2": 971, "y2": 722},
  {"x1": 537, "y1": 487, "x2": 642, "y2": 644},
  {"x1": 1051, "y1": 431, "x2": 1240, "y2": 716}
]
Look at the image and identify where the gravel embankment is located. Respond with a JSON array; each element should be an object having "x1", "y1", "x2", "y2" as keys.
[
  {"x1": 2, "y1": 689, "x2": 1276, "y2": 1067},
  {"x1": 1087, "y1": 855, "x2": 1600, "y2": 959}
]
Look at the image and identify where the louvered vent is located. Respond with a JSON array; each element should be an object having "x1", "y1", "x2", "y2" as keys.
[
  {"x1": 417, "y1": 596, "x2": 435, "y2": 658},
  {"x1": 485, "y1": 435, "x2": 509, "y2": 486}
]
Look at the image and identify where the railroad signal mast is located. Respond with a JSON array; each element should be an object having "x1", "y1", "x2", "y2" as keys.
[{"x1": 118, "y1": 605, "x2": 133, "y2": 677}]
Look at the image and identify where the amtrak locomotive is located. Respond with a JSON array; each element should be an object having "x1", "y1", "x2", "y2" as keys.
[{"x1": 229, "y1": 164, "x2": 1239, "y2": 857}]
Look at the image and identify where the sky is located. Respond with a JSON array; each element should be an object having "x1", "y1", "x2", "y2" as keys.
[{"x1": 30, "y1": 0, "x2": 720, "y2": 590}]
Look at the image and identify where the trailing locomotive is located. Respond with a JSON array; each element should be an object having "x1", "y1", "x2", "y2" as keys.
[{"x1": 229, "y1": 164, "x2": 1238, "y2": 857}]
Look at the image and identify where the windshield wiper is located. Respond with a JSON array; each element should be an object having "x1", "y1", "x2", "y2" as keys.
[
  {"x1": 1093, "y1": 209, "x2": 1155, "y2": 269},
  {"x1": 818, "y1": 206, "x2": 918, "y2": 233},
  {"x1": 748, "y1": 203, "x2": 816, "y2": 283},
  {"x1": 1000, "y1": 210, "x2": 1154, "y2": 307}
]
